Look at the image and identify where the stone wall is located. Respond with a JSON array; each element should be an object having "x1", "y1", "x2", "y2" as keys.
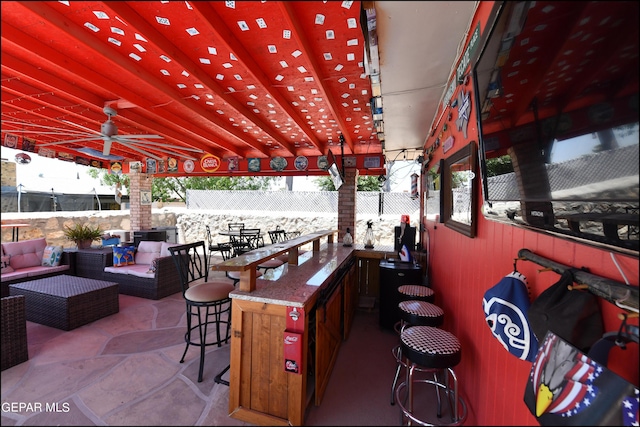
[{"x1": 1, "y1": 207, "x2": 417, "y2": 250}]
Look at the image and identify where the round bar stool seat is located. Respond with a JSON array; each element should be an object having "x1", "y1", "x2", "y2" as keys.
[
  {"x1": 395, "y1": 326, "x2": 467, "y2": 426},
  {"x1": 391, "y1": 301, "x2": 445, "y2": 405},
  {"x1": 398, "y1": 300, "x2": 444, "y2": 330},
  {"x1": 398, "y1": 284, "x2": 435, "y2": 303}
]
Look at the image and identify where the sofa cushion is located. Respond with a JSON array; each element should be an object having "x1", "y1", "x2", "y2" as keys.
[
  {"x1": 26, "y1": 265, "x2": 69, "y2": 277},
  {"x1": 42, "y1": 245, "x2": 63, "y2": 267},
  {"x1": 2, "y1": 238, "x2": 47, "y2": 270},
  {"x1": 135, "y1": 241, "x2": 163, "y2": 265},
  {"x1": 113, "y1": 246, "x2": 135, "y2": 267},
  {"x1": 1, "y1": 255, "x2": 14, "y2": 274},
  {"x1": 2, "y1": 265, "x2": 68, "y2": 281},
  {"x1": 1, "y1": 270, "x2": 29, "y2": 281},
  {"x1": 104, "y1": 264, "x2": 154, "y2": 279}
]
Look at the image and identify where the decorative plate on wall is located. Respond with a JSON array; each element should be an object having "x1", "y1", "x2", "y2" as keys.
[
  {"x1": 317, "y1": 155, "x2": 328, "y2": 171},
  {"x1": 270, "y1": 156, "x2": 287, "y2": 171},
  {"x1": 294, "y1": 156, "x2": 309, "y2": 171},
  {"x1": 183, "y1": 159, "x2": 195, "y2": 173},
  {"x1": 248, "y1": 158, "x2": 261, "y2": 172}
]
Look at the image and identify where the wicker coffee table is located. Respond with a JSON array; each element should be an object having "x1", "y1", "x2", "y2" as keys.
[{"x1": 9, "y1": 275, "x2": 119, "y2": 331}]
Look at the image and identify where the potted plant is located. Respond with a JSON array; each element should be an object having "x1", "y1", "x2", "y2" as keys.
[{"x1": 63, "y1": 223, "x2": 104, "y2": 249}]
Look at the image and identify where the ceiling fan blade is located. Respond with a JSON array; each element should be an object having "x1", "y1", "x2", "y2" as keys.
[
  {"x1": 117, "y1": 134, "x2": 164, "y2": 139},
  {"x1": 77, "y1": 147, "x2": 124, "y2": 161},
  {"x1": 1, "y1": 121, "x2": 94, "y2": 138},
  {"x1": 102, "y1": 138, "x2": 114, "y2": 156},
  {"x1": 114, "y1": 142, "x2": 163, "y2": 161},
  {"x1": 121, "y1": 140, "x2": 200, "y2": 160},
  {"x1": 114, "y1": 137, "x2": 204, "y2": 152},
  {"x1": 61, "y1": 119, "x2": 102, "y2": 135},
  {"x1": 38, "y1": 136, "x2": 104, "y2": 146}
]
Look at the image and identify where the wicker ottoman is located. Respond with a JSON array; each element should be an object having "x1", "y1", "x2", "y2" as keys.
[{"x1": 9, "y1": 275, "x2": 119, "y2": 331}]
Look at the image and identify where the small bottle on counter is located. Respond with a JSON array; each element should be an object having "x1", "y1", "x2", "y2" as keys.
[
  {"x1": 343, "y1": 228, "x2": 353, "y2": 247},
  {"x1": 364, "y1": 220, "x2": 374, "y2": 249}
]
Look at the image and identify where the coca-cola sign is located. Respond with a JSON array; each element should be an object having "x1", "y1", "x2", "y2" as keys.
[{"x1": 200, "y1": 154, "x2": 221, "y2": 172}]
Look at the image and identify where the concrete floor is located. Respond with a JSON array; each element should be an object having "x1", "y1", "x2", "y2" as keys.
[{"x1": 1, "y1": 270, "x2": 417, "y2": 426}]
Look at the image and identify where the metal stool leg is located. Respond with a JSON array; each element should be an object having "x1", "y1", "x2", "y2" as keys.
[{"x1": 394, "y1": 326, "x2": 467, "y2": 426}]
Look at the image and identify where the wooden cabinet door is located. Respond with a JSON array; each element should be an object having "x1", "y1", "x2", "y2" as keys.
[
  {"x1": 342, "y1": 261, "x2": 358, "y2": 339},
  {"x1": 315, "y1": 282, "x2": 342, "y2": 406}
]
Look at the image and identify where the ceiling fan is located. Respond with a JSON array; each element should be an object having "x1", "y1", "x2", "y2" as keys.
[
  {"x1": 66, "y1": 106, "x2": 164, "y2": 158},
  {"x1": 3, "y1": 106, "x2": 204, "y2": 162}
]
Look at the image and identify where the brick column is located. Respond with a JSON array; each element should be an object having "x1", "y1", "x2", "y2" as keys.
[
  {"x1": 337, "y1": 166, "x2": 357, "y2": 243},
  {"x1": 129, "y1": 172, "x2": 152, "y2": 232}
]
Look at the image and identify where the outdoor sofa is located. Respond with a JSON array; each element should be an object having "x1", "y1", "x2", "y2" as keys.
[
  {"x1": 102, "y1": 240, "x2": 182, "y2": 300},
  {"x1": 1, "y1": 238, "x2": 72, "y2": 297}
]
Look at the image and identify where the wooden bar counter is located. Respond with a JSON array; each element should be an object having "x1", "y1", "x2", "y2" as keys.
[{"x1": 212, "y1": 230, "x2": 358, "y2": 426}]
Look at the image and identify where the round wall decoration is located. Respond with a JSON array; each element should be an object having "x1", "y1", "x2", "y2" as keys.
[
  {"x1": 270, "y1": 156, "x2": 287, "y2": 171},
  {"x1": 294, "y1": 156, "x2": 309, "y2": 171},
  {"x1": 15, "y1": 152, "x2": 31, "y2": 164},
  {"x1": 317, "y1": 155, "x2": 328, "y2": 171},
  {"x1": 183, "y1": 159, "x2": 195, "y2": 173},
  {"x1": 248, "y1": 158, "x2": 261, "y2": 172}
]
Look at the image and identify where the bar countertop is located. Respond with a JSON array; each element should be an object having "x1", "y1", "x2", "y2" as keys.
[{"x1": 229, "y1": 243, "x2": 353, "y2": 307}]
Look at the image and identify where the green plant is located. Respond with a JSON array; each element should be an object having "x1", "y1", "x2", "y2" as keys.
[{"x1": 63, "y1": 223, "x2": 104, "y2": 243}]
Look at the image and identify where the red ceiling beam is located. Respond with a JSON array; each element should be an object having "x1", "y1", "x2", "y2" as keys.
[
  {"x1": 105, "y1": 2, "x2": 297, "y2": 157},
  {"x1": 0, "y1": 42, "x2": 235, "y2": 159},
  {"x1": 15, "y1": 2, "x2": 265, "y2": 159},
  {"x1": 190, "y1": 1, "x2": 325, "y2": 154},
  {"x1": 280, "y1": 2, "x2": 356, "y2": 153}
]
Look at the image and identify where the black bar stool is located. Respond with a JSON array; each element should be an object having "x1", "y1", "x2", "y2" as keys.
[
  {"x1": 395, "y1": 326, "x2": 467, "y2": 426},
  {"x1": 398, "y1": 284, "x2": 435, "y2": 303},
  {"x1": 391, "y1": 300, "x2": 444, "y2": 405},
  {"x1": 168, "y1": 242, "x2": 236, "y2": 383}
]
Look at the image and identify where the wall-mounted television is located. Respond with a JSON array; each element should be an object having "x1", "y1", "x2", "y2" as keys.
[{"x1": 473, "y1": 1, "x2": 639, "y2": 254}]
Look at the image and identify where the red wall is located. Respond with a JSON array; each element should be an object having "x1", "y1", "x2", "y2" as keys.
[{"x1": 420, "y1": 3, "x2": 639, "y2": 425}]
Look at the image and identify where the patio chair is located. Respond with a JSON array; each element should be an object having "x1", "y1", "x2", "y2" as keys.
[
  {"x1": 227, "y1": 222, "x2": 245, "y2": 231},
  {"x1": 241, "y1": 228, "x2": 264, "y2": 249},
  {"x1": 218, "y1": 241, "x2": 263, "y2": 286},
  {"x1": 268, "y1": 227, "x2": 288, "y2": 244},
  {"x1": 229, "y1": 234, "x2": 252, "y2": 257},
  {"x1": 168, "y1": 241, "x2": 235, "y2": 383},
  {"x1": 205, "y1": 225, "x2": 225, "y2": 264}
]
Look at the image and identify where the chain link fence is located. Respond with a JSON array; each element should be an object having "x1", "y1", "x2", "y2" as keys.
[{"x1": 187, "y1": 190, "x2": 420, "y2": 216}]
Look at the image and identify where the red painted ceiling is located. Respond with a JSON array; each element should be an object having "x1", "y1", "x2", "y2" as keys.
[{"x1": 1, "y1": 1, "x2": 384, "y2": 176}]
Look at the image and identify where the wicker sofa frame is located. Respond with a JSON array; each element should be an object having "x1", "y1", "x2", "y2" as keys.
[
  {"x1": 1, "y1": 295, "x2": 29, "y2": 371},
  {"x1": 102, "y1": 255, "x2": 181, "y2": 300},
  {"x1": 72, "y1": 248, "x2": 113, "y2": 280}
]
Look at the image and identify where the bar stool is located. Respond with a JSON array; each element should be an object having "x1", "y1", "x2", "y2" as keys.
[
  {"x1": 391, "y1": 300, "x2": 444, "y2": 405},
  {"x1": 395, "y1": 326, "x2": 467, "y2": 426},
  {"x1": 398, "y1": 284, "x2": 435, "y2": 303}
]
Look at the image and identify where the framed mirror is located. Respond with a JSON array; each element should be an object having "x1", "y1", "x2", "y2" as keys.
[{"x1": 443, "y1": 141, "x2": 478, "y2": 237}]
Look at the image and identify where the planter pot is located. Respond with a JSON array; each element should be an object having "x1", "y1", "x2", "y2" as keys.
[{"x1": 76, "y1": 239, "x2": 94, "y2": 249}]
